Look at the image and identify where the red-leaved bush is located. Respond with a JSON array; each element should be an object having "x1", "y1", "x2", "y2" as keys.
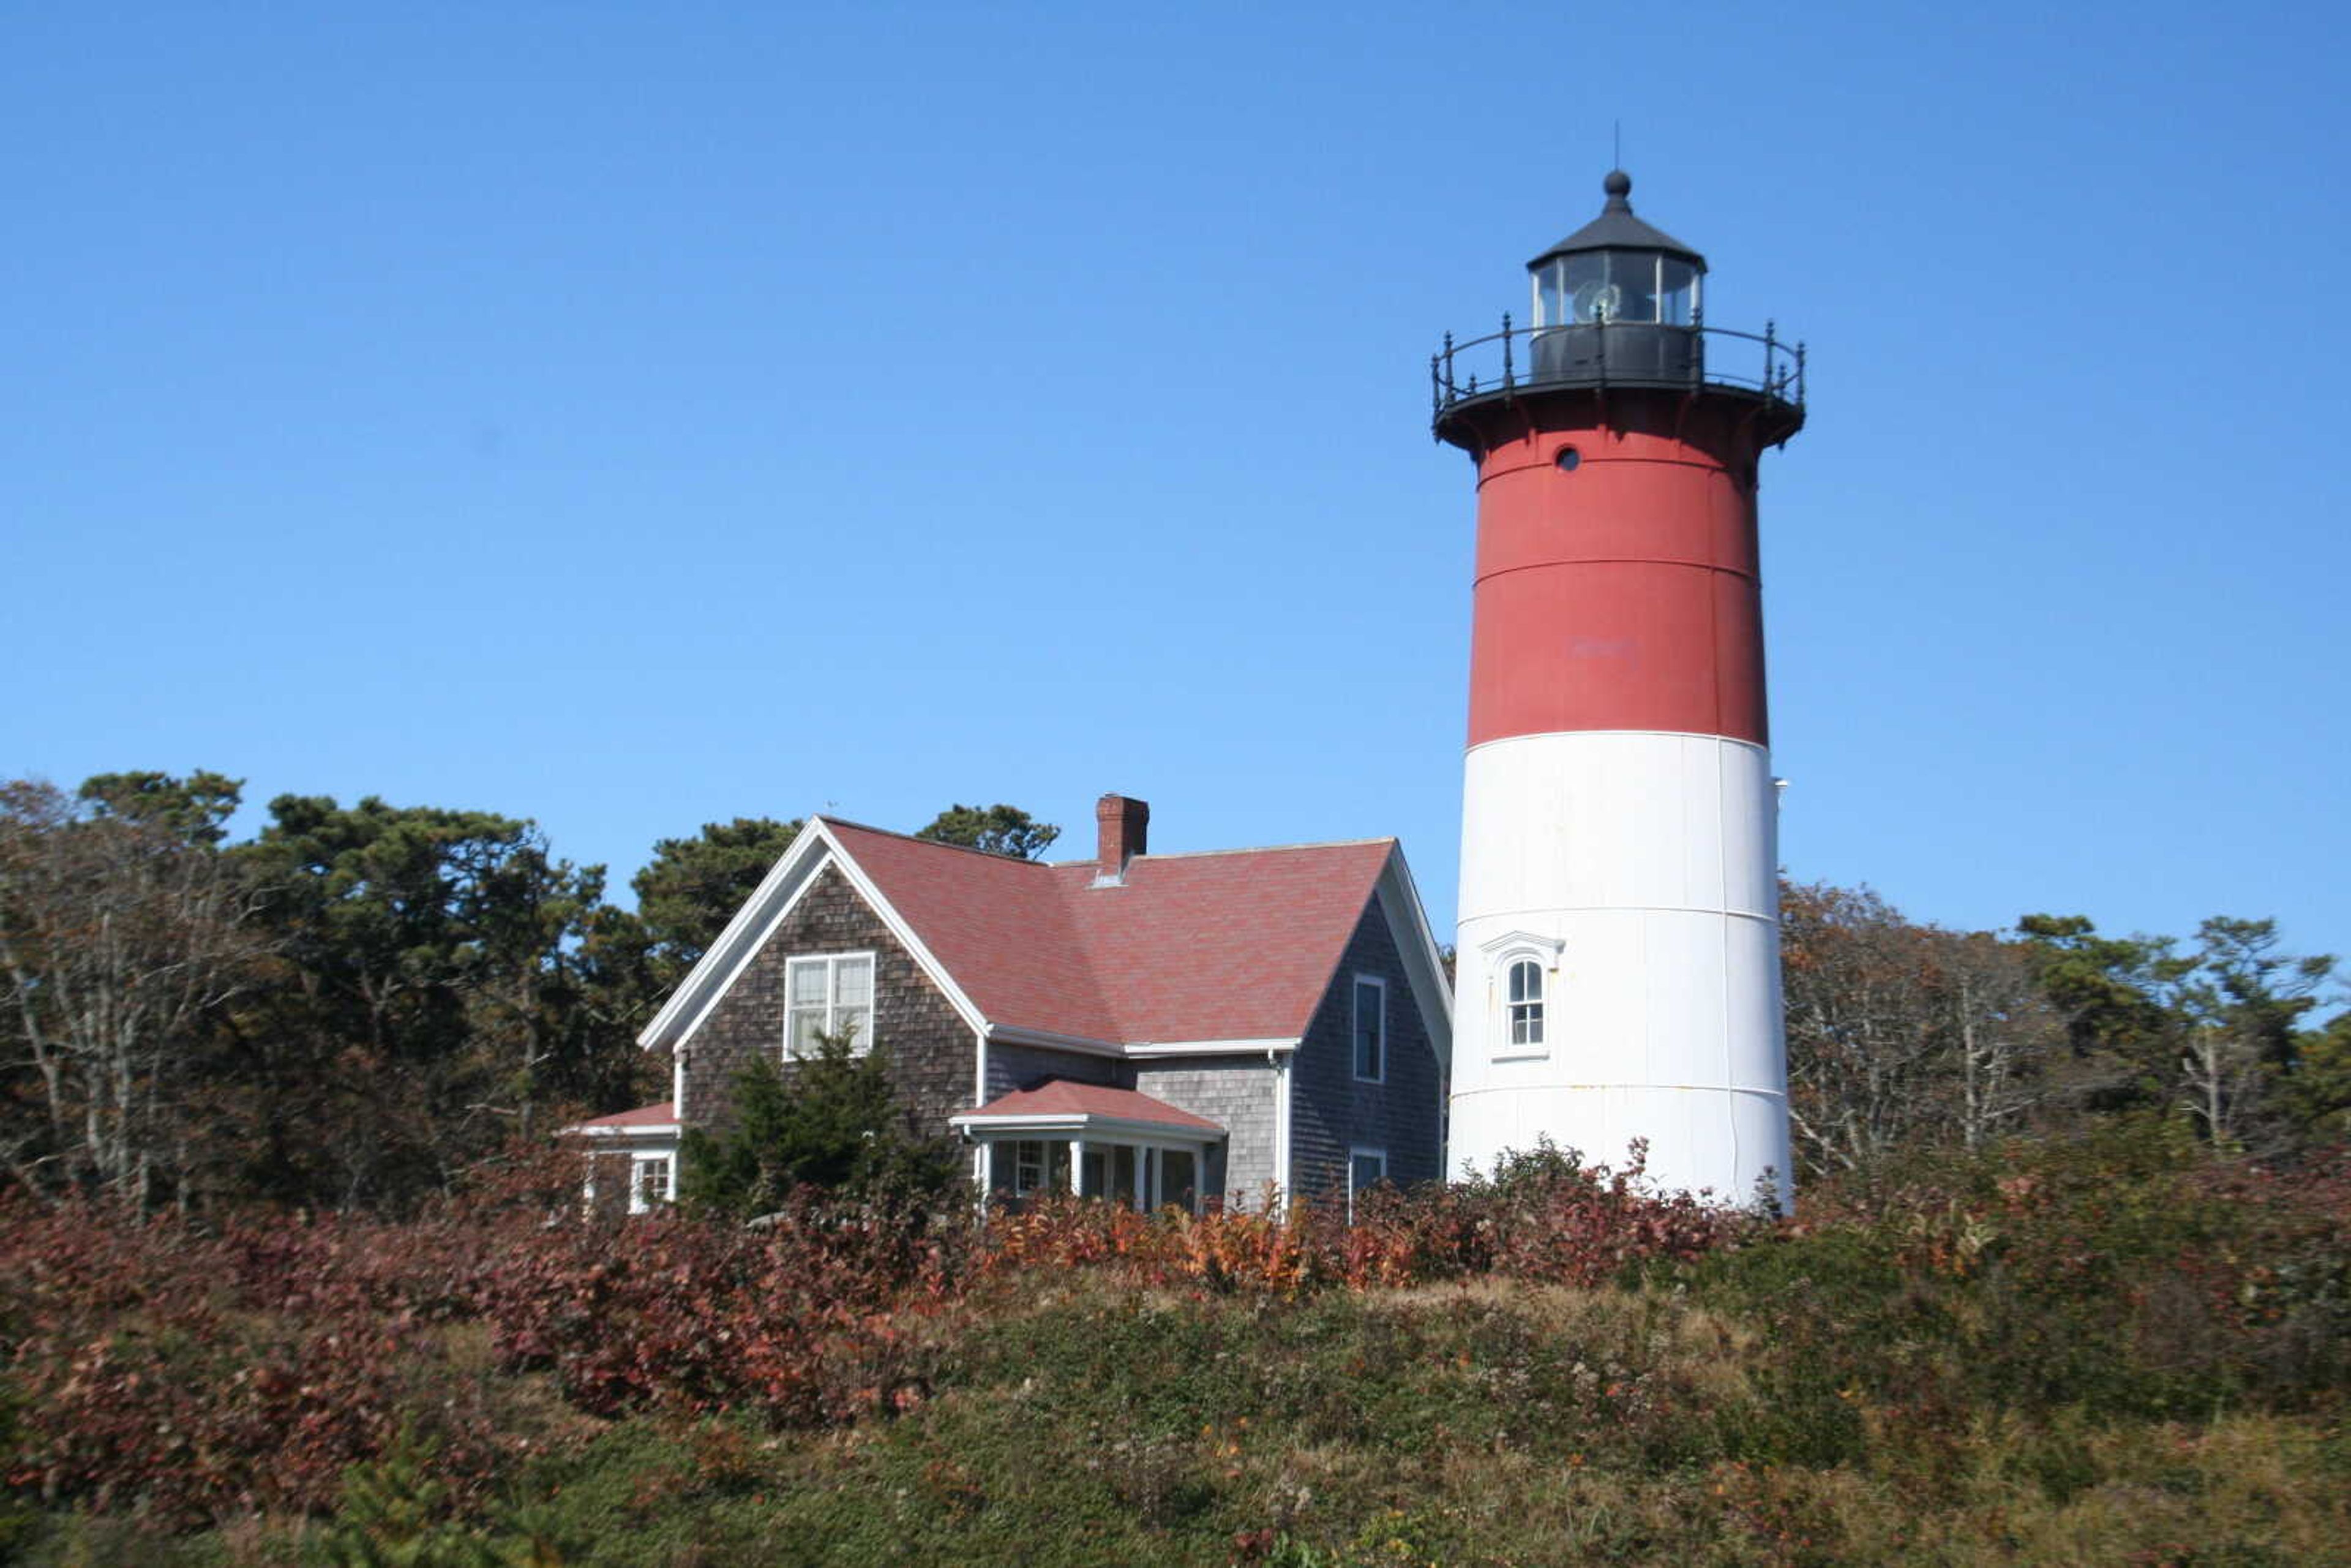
[{"x1": 17, "y1": 1126, "x2": 2333, "y2": 1534}]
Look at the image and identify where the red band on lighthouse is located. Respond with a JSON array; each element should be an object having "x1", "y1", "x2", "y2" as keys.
[{"x1": 1465, "y1": 404, "x2": 1769, "y2": 748}]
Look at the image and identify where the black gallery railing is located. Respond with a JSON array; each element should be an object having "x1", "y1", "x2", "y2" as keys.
[{"x1": 1431, "y1": 317, "x2": 1805, "y2": 423}]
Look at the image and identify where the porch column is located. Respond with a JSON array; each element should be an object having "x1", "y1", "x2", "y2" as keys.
[{"x1": 1069, "y1": 1137, "x2": 1086, "y2": 1197}]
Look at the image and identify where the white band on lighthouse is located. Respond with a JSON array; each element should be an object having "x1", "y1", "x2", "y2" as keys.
[{"x1": 1452, "y1": 730, "x2": 1793, "y2": 1210}]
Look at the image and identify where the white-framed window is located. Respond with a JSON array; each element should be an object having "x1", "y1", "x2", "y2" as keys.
[
  {"x1": 629, "y1": 1153, "x2": 673, "y2": 1214},
  {"x1": 1347, "y1": 1146, "x2": 1387, "y2": 1221},
  {"x1": 786, "y1": 951, "x2": 874, "y2": 1058},
  {"x1": 1506, "y1": 958, "x2": 1546, "y2": 1050},
  {"x1": 1483, "y1": 938, "x2": 1559, "y2": 1062},
  {"x1": 1351, "y1": 974, "x2": 1386, "y2": 1082}
]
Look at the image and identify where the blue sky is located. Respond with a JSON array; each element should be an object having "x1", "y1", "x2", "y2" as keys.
[{"x1": 7, "y1": 2, "x2": 2347, "y2": 980}]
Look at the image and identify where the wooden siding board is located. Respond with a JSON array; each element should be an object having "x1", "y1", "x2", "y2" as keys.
[
  {"x1": 681, "y1": 862, "x2": 971, "y2": 1141},
  {"x1": 1288, "y1": 890, "x2": 1444, "y2": 1201}
]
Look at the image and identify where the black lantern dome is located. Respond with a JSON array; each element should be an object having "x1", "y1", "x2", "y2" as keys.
[
  {"x1": 1527, "y1": 170, "x2": 1704, "y2": 381},
  {"x1": 1529, "y1": 171, "x2": 1704, "y2": 320},
  {"x1": 1429, "y1": 170, "x2": 1804, "y2": 450}
]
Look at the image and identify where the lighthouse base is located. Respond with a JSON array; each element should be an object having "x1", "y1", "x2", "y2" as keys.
[
  {"x1": 1449, "y1": 1082, "x2": 1790, "y2": 1210},
  {"x1": 1452, "y1": 730, "x2": 1793, "y2": 1211}
]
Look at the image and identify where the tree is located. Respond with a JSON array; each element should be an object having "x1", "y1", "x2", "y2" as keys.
[
  {"x1": 1940, "y1": 929, "x2": 2058, "y2": 1150},
  {"x1": 2019, "y1": 911, "x2": 2338, "y2": 1153},
  {"x1": 678, "y1": 1025, "x2": 964, "y2": 1215},
  {"x1": 0, "y1": 774, "x2": 270, "y2": 1209},
  {"x1": 1780, "y1": 881, "x2": 2063, "y2": 1175},
  {"x1": 1780, "y1": 881, "x2": 1951, "y2": 1176},
  {"x1": 77, "y1": 769, "x2": 243, "y2": 846},
  {"x1": 2017, "y1": 913, "x2": 2180, "y2": 1090},
  {"x1": 231, "y1": 794, "x2": 622, "y2": 1206},
  {"x1": 915, "y1": 804, "x2": 1060, "y2": 861},
  {"x1": 2164, "y1": 917, "x2": 2335, "y2": 1152},
  {"x1": 629, "y1": 817, "x2": 803, "y2": 992},
  {"x1": 2285, "y1": 1008, "x2": 2351, "y2": 1139}
]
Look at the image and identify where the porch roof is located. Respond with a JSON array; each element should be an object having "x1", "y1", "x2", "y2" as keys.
[
  {"x1": 563, "y1": 1101, "x2": 680, "y2": 1138},
  {"x1": 949, "y1": 1080, "x2": 1222, "y2": 1139}
]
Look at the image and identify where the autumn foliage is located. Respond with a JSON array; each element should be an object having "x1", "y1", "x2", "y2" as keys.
[{"x1": 1, "y1": 1127, "x2": 2345, "y2": 1542}]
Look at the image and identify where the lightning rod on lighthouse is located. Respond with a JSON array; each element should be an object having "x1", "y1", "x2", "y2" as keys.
[{"x1": 1433, "y1": 171, "x2": 1805, "y2": 1210}]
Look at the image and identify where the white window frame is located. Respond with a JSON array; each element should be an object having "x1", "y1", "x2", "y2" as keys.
[
  {"x1": 1346, "y1": 1146, "x2": 1387, "y2": 1222},
  {"x1": 628, "y1": 1150, "x2": 674, "y2": 1214},
  {"x1": 784, "y1": 950, "x2": 876, "y2": 1059},
  {"x1": 1480, "y1": 931, "x2": 1565, "y2": 1063},
  {"x1": 1504, "y1": 956, "x2": 1548, "y2": 1056},
  {"x1": 1351, "y1": 973, "x2": 1387, "y2": 1084}
]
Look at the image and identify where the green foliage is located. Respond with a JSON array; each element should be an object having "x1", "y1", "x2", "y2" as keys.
[
  {"x1": 914, "y1": 803, "x2": 1060, "y2": 860},
  {"x1": 75, "y1": 770, "x2": 244, "y2": 847},
  {"x1": 317, "y1": 1428, "x2": 574, "y2": 1568},
  {"x1": 626, "y1": 816, "x2": 801, "y2": 989},
  {"x1": 227, "y1": 792, "x2": 629, "y2": 1203},
  {"x1": 8, "y1": 1128, "x2": 2351, "y2": 1565},
  {"x1": 0, "y1": 1379, "x2": 36, "y2": 1559},
  {"x1": 678, "y1": 1029, "x2": 966, "y2": 1216}
]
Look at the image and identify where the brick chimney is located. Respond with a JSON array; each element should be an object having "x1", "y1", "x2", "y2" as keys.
[{"x1": 1093, "y1": 794, "x2": 1150, "y2": 886}]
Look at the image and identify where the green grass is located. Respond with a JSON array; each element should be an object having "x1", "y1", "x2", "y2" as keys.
[{"x1": 21, "y1": 1272, "x2": 2347, "y2": 1567}]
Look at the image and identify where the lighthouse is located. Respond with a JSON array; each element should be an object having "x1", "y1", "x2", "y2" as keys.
[{"x1": 1434, "y1": 171, "x2": 1804, "y2": 1209}]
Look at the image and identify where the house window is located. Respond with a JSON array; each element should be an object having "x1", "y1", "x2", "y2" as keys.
[
  {"x1": 1506, "y1": 958, "x2": 1546, "y2": 1051},
  {"x1": 1348, "y1": 1147, "x2": 1387, "y2": 1221},
  {"x1": 1352, "y1": 975, "x2": 1385, "y2": 1082},
  {"x1": 990, "y1": 1139, "x2": 1202, "y2": 1213},
  {"x1": 1003, "y1": 1139, "x2": 1070, "y2": 1199},
  {"x1": 786, "y1": 952, "x2": 874, "y2": 1057},
  {"x1": 629, "y1": 1155, "x2": 672, "y2": 1214},
  {"x1": 1159, "y1": 1147, "x2": 1198, "y2": 1212}
]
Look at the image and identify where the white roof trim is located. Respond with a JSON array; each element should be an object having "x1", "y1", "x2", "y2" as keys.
[
  {"x1": 984, "y1": 1022, "x2": 1125, "y2": 1058},
  {"x1": 948, "y1": 1110, "x2": 1226, "y2": 1141},
  {"x1": 564, "y1": 1122, "x2": 681, "y2": 1140},
  {"x1": 638, "y1": 817, "x2": 990, "y2": 1052},
  {"x1": 1125, "y1": 1037, "x2": 1299, "y2": 1057}
]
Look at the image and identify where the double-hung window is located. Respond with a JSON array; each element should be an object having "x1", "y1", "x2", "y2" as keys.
[
  {"x1": 1352, "y1": 975, "x2": 1386, "y2": 1082},
  {"x1": 1348, "y1": 1147, "x2": 1387, "y2": 1221},
  {"x1": 629, "y1": 1155, "x2": 672, "y2": 1214},
  {"x1": 786, "y1": 951, "x2": 874, "y2": 1057},
  {"x1": 1507, "y1": 959, "x2": 1545, "y2": 1050}
]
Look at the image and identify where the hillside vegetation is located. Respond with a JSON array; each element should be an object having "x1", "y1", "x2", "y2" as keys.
[
  {"x1": 6, "y1": 767, "x2": 2349, "y2": 1561},
  {"x1": 5, "y1": 1125, "x2": 2347, "y2": 1567}
]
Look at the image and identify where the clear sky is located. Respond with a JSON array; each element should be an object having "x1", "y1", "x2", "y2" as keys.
[{"x1": 7, "y1": 2, "x2": 2347, "y2": 978}]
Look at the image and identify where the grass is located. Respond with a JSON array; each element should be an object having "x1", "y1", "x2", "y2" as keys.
[
  {"x1": 10, "y1": 1128, "x2": 2348, "y2": 1565},
  {"x1": 19, "y1": 1271, "x2": 2347, "y2": 1567}
]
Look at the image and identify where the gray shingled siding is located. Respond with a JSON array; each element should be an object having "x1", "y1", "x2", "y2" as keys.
[
  {"x1": 1288, "y1": 890, "x2": 1444, "y2": 1202},
  {"x1": 679, "y1": 863, "x2": 973, "y2": 1141},
  {"x1": 983, "y1": 1041, "x2": 1130, "y2": 1100},
  {"x1": 1130, "y1": 1057, "x2": 1278, "y2": 1209}
]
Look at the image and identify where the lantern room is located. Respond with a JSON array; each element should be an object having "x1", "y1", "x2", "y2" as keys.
[{"x1": 1526, "y1": 170, "x2": 1707, "y2": 383}]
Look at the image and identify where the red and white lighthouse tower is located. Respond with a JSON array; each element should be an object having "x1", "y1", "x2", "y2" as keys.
[{"x1": 1434, "y1": 171, "x2": 1804, "y2": 1209}]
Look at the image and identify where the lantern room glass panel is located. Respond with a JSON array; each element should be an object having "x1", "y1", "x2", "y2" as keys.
[
  {"x1": 1659, "y1": 260, "x2": 1698, "y2": 326},
  {"x1": 1610, "y1": 252, "x2": 1660, "y2": 323},
  {"x1": 1532, "y1": 262, "x2": 1565, "y2": 328}
]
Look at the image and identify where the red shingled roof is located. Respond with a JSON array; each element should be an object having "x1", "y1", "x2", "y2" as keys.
[
  {"x1": 824, "y1": 820, "x2": 1394, "y2": 1046},
  {"x1": 951, "y1": 1081, "x2": 1221, "y2": 1132},
  {"x1": 569, "y1": 1101, "x2": 677, "y2": 1130}
]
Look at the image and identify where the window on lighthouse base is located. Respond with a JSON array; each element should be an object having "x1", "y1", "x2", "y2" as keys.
[
  {"x1": 1506, "y1": 959, "x2": 1546, "y2": 1051},
  {"x1": 1480, "y1": 931, "x2": 1564, "y2": 1062}
]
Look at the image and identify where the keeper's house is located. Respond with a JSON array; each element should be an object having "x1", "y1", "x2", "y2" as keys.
[{"x1": 575, "y1": 795, "x2": 1452, "y2": 1214}]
